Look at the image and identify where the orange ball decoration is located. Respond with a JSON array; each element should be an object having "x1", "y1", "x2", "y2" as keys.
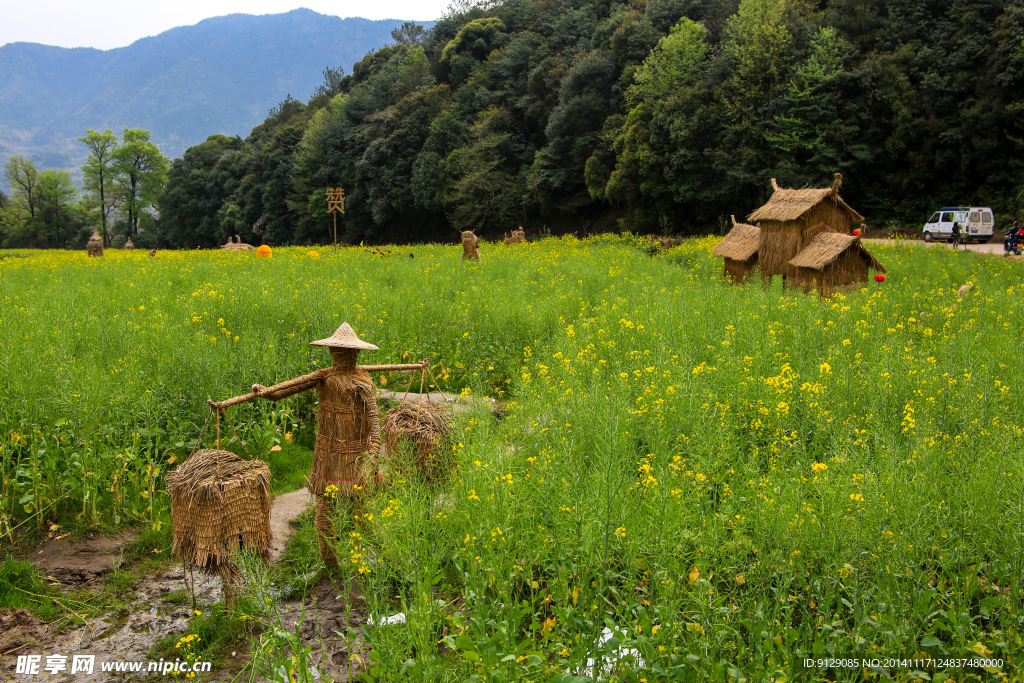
[
  {"x1": 257, "y1": 245, "x2": 272, "y2": 258},
  {"x1": 874, "y1": 274, "x2": 885, "y2": 283},
  {"x1": 853, "y1": 229, "x2": 861, "y2": 236}
]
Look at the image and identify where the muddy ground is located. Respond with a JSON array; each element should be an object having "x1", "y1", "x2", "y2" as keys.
[{"x1": 2, "y1": 488, "x2": 375, "y2": 682}]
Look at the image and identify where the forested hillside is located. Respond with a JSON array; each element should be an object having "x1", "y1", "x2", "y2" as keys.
[{"x1": 159, "y1": 0, "x2": 1024, "y2": 247}]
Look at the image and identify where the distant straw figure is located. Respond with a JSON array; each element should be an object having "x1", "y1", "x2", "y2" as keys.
[
  {"x1": 504, "y1": 227, "x2": 525, "y2": 245},
  {"x1": 208, "y1": 323, "x2": 427, "y2": 568},
  {"x1": 86, "y1": 230, "x2": 104, "y2": 257},
  {"x1": 124, "y1": 237, "x2": 135, "y2": 250},
  {"x1": 222, "y1": 235, "x2": 255, "y2": 251},
  {"x1": 166, "y1": 448, "x2": 271, "y2": 607},
  {"x1": 461, "y1": 230, "x2": 481, "y2": 261}
]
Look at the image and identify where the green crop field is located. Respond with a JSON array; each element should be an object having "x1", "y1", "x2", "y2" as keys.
[{"x1": 1, "y1": 236, "x2": 1022, "y2": 681}]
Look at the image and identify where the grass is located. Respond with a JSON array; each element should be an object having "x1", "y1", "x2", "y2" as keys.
[
  {"x1": 266, "y1": 442, "x2": 314, "y2": 496},
  {"x1": 1, "y1": 235, "x2": 1022, "y2": 680},
  {"x1": 0, "y1": 556, "x2": 60, "y2": 620}
]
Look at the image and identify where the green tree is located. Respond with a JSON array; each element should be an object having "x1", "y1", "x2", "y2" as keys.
[
  {"x1": 34, "y1": 169, "x2": 80, "y2": 247},
  {"x1": 718, "y1": 0, "x2": 794, "y2": 166},
  {"x1": 78, "y1": 129, "x2": 119, "y2": 246},
  {"x1": 392, "y1": 22, "x2": 428, "y2": 46},
  {"x1": 440, "y1": 17, "x2": 506, "y2": 83},
  {"x1": 445, "y1": 108, "x2": 525, "y2": 231},
  {"x1": 591, "y1": 18, "x2": 708, "y2": 227},
  {"x1": 113, "y1": 129, "x2": 169, "y2": 237},
  {"x1": 159, "y1": 134, "x2": 246, "y2": 248},
  {"x1": 0, "y1": 189, "x2": 14, "y2": 246},
  {"x1": 4, "y1": 155, "x2": 39, "y2": 220}
]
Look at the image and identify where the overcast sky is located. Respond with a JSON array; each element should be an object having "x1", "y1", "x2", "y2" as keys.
[{"x1": 1, "y1": 1, "x2": 451, "y2": 50}]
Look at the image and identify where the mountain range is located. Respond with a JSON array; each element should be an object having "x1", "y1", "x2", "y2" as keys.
[{"x1": 0, "y1": 9, "x2": 430, "y2": 185}]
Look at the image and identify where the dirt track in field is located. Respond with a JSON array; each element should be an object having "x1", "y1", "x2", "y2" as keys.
[{"x1": 1, "y1": 486, "x2": 376, "y2": 682}]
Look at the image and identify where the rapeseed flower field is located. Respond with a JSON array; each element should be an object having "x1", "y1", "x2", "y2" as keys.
[{"x1": 0, "y1": 236, "x2": 1021, "y2": 680}]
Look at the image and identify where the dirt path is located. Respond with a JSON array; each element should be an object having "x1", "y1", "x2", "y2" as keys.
[
  {"x1": 2, "y1": 488, "x2": 326, "y2": 682},
  {"x1": 268, "y1": 488, "x2": 311, "y2": 562}
]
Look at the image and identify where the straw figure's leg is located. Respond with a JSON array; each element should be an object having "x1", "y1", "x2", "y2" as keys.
[
  {"x1": 315, "y1": 495, "x2": 340, "y2": 569},
  {"x1": 218, "y1": 561, "x2": 237, "y2": 608}
]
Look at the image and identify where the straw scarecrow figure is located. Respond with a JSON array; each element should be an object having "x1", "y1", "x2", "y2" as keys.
[
  {"x1": 460, "y1": 230, "x2": 481, "y2": 261},
  {"x1": 86, "y1": 230, "x2": 104, "y2": 256},
  {"x1": 208, "y1": 323, "x2": 426, "y2": 568}
]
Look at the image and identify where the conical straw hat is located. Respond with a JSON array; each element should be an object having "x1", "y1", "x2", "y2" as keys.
[{"x1": 309, "y1": 322, "x2": 379, "y2": 350}]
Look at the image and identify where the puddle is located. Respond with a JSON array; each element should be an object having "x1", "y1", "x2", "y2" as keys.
[{"x1": 90, "y1": 614, "x2": 128, "y2": 642}]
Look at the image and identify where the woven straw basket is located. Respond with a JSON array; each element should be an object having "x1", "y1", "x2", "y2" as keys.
[
  {"x1": 381, "y1": 401, "x2": 454, "y2": 483},
  {"x1": 166, "y1": 449, "x2": 271, "y2": 573}
]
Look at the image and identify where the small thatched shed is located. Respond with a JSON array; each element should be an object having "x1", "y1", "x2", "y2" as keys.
[
  {"x1": 747, "y1": 173, "x2": 863, "y2": 280},
  {"x1": 711, "y1": 216, "x2": 761, "y2": 282},
  {"x1": 787, "y1": 233, "x2": 887, "y2": 297}
]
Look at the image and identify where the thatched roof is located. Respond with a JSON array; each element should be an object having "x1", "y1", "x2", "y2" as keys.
[
  {"x1": 788, "y1": 232, "x2": 887, "y2": 272},
  {"x1": 747, "y1": 173, "x2": 864, "y2": 223},
  {"x1": 711, "y1": 216, "x2": 761, "y2": 261}
]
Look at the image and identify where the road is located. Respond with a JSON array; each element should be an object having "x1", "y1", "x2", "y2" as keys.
[{"x1": 864, "y1": 238, "x2": 1008, "y2": 255}]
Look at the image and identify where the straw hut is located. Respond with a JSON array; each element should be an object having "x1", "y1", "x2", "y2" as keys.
[
  {"x1": 86, "y1": 230, "x2": 104, "y2": 257},
  {"x1": 166, "y1": 449, "x2": 271, "y2": 603},
  {"x1": 711, "y1": 216, "x2": 761, "y2": 282},
  {"x1": 124, "y1": 237, "x2": 135, "y2": 250},
  {"x1": 746, "y1": 173, "x2": 863, "y2": 280},
  {"x1": 222, "y1": 235, "x2": 255, "y2": 251},
  {"x1": 787, "y1": 233, "x2": 887, "y2": 297},
  {"x1": 382, "y1": 401, "x2": 454, "y2": 484}
]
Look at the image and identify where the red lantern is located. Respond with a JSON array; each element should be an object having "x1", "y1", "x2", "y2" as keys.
[
  {"x1": 874, "y1": 274, "x2": 885, "y2": 283},
  {"x1": 853, "y1": 229, "x2": 861, "y2": 236}
]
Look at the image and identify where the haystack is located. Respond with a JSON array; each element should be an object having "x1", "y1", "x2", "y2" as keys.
[
  {"x1": 461, "y1": 230, "x2": 481, "y2": 261},
  {"x1": 747, "y1": 173, "x2": 863, "y2": 280},
  {"x1": 711, "y1": 216, "x2": 761, "y2": 282},
  {"x1": 382, "y1": 401, "x2": 454, "y2": 483},
  {"x1": 86, "y1": 230, "x2": 104, "y2": 257},
  {"x1": 124, "y1": 237, "x2": 135, "y2": 250},
  {"x1": 787, "y1": 232, "x2": 886, "y2": 297},
  {"x1": 222, "y1": 235, "x2": 255, "y2": 251},
  {"x1": 166, "y1": 449, "x2": 271, "y2": 587}
]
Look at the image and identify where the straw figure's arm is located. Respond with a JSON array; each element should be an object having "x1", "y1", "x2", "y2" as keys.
[
  {"x1": 356, "y1": 361, "x2": 429, "y2": 373},
  {"x1": 208, "y1": 367, "x2": 332, "y2": 410},
  {"x1": 252, "y1": 373, "x2": 324, "y2": 401}
]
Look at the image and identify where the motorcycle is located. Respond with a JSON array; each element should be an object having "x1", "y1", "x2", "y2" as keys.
[{"x1": 1005, "y1": 229, "x2": 1023, "y2": 255}]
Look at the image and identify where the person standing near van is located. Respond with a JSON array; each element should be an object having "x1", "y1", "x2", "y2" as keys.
[{"x1": 951, "y1": 221, "x2": 962, "y2": 250}]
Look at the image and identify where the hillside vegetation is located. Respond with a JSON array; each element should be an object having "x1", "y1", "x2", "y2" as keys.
[{"x1": 157, "y1": 0, "x2": 1024, "y2": 247}]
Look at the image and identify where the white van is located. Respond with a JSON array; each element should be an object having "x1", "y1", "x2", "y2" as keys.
[{"x1": 922, "y1": 206, "x2": 994, "y2": 243}]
